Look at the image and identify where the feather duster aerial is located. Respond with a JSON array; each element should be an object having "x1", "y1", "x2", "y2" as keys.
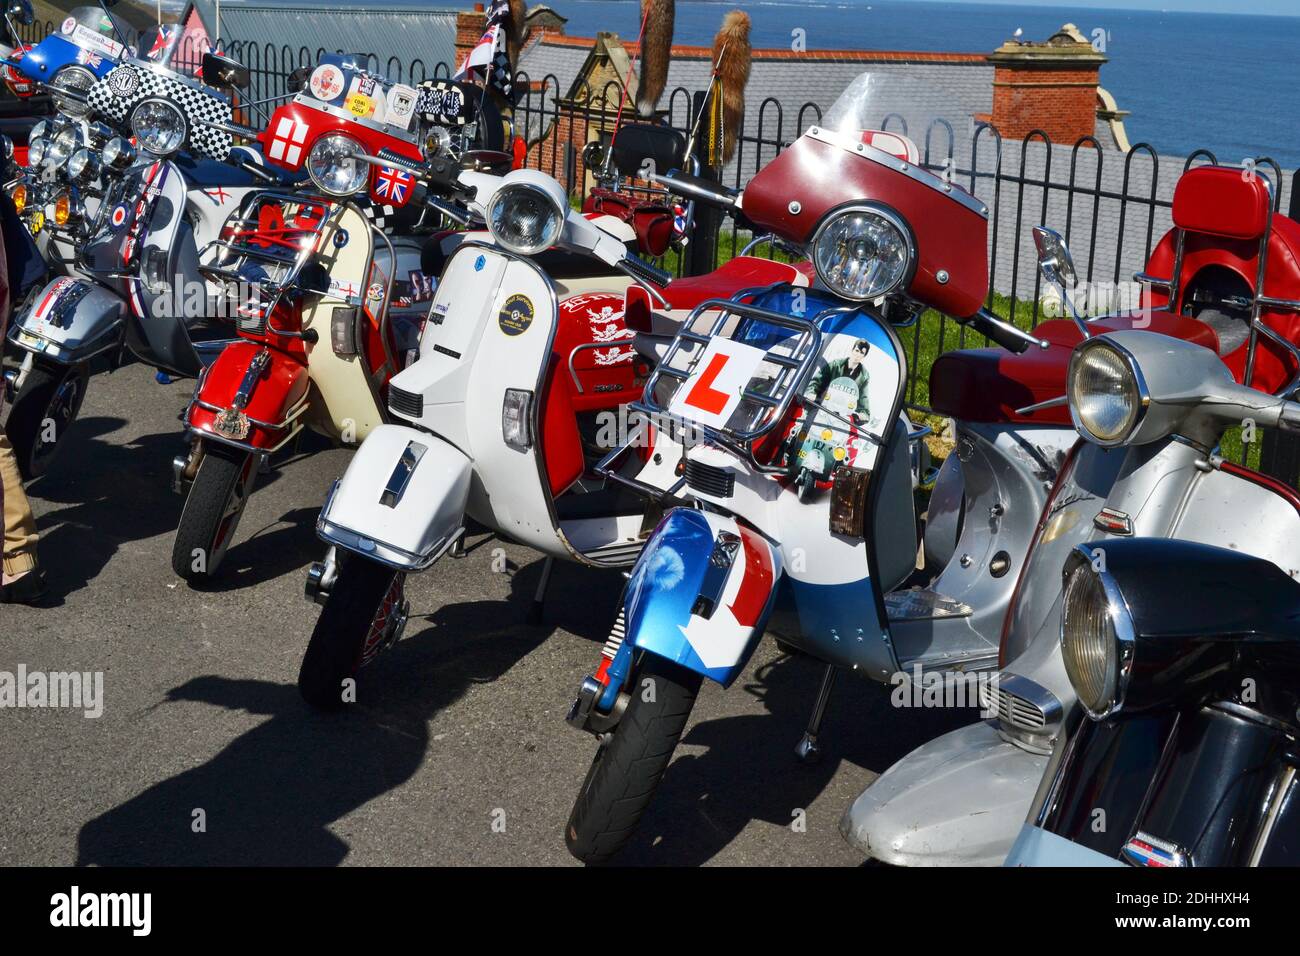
[
  {"x1": 507, "y1": 0, "x2": 527, "y2": 65},
  {"x1": 712, "y1": 10, "x2": 752, "y2": 163},
  {"x1": 637, "y1": 0, "x2": 675, "y2": 117}
]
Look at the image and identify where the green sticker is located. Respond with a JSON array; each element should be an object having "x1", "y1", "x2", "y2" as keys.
[{"x1": 498, "y1": 293, "x2": 535, "y2": 336}]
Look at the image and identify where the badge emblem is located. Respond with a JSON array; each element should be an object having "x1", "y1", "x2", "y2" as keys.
[
  {"x1": 213, "y1": 408, "x2": 251, "y2": 441},
  {"x1": 109, "y1": 204, "x2": 129, "y2": 230},
  {"x1": 61, "y1": 16, "x2": 75, "y2": 34},
  {"x1": 1121, "y1": 832, "x2": 1190, "y2": 868},
  {"x1": 498, "y1": 293, "x2": 535, "y2": 336},
  {"x1": 474, "y1": 255, "x2": 486, "y2": 272},
  {"x1": 107, "y1": 67, "x2": 139, "y2": 98},
  {"x1": 308, "y1": 63, "x2": 345, "y2": 102},
  {"x1": 333, "y1": 229, "x2": 349, "y2": 249}
]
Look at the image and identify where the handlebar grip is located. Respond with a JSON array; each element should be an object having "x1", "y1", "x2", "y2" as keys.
[
  {"x1": 651, "y1": 171, "x2": 739, "y2": 210},
  {"x1": 237, "y1": 160, "x2": 277, "y2": 183},
  {"x1": 621, "y1": 253, "x2": 673, "y2": 289},
  {"x1": 963, "y1": 309, "x2": 1048, "y2": 354}
]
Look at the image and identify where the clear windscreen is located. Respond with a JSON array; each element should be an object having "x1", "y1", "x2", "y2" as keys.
[{"x1": 821, "y1": 71, "x2": 976, "y2": 165}]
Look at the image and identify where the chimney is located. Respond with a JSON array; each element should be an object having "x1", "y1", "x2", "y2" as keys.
[
  {"x1": 456, "y1": 3, "x2": 487, "y2": 64},
  {"x1": 987, "y1": 24, "x2": 1106, "y2": 144}
]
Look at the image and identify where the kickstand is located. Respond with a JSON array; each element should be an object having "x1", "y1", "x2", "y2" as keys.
[
  {"x1": 795, "y1": 663, "x2": 837, "y2": 765},
  {"x1": 526, "y1": 556, "x2": 554, "y2": 625}
]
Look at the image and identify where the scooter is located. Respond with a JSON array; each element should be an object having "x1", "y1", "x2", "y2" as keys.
[
  {"x1": 294, "y1": 146, "x2": 814, "y2": 710},
  {"x1": 169, "y1": 53, "x2": 463, "y2": 582},
  {"x1": 842, "y1": 162, "x2": 1300, "y2": 866},
  {"x1": 1006, "y1": 381, "x2": 1300, "y2": 867},
  {"x1": 560, "y1": 71, "x2": 1048, "y2": 865},
  {"x1": 1, "y1": 50, "x2": 281, "y2": 479}
]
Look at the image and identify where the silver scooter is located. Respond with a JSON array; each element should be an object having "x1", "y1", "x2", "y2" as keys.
[{"x1": 843, "y1": 164, "x2": 1300, "y2": 865}]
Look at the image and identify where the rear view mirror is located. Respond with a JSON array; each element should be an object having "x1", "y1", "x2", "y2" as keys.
[
  {"x1": 202, "y1": 52, "x2": 250, "y2": 91},
  {"x1": 6, "y1": 0, "x2": 32, "y2": 26},
  {"x1": 1033, "y1": 226, "x2": 1077, "y2": 290},
  {"x1": 286, "y1": 66, "x2": 311, "y2": 95}
]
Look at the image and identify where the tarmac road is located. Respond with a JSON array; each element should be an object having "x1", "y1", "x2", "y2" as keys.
[{"x1": 0, "y1": 360, "x2": 975, "y2": 866}]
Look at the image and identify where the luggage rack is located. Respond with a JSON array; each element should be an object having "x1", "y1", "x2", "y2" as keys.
[
  {"x1": 199, "y1": 188, "x2": 334, "y2": 334},
  {"x1": 598, "y1": 289, "x2": 840, "y2": 499}
]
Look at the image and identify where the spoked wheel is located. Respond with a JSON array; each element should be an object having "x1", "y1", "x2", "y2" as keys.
[
  {"x1": 565, "y1": 653, "x2": 702, "y2": 864},
  {"x1": 171, "y1": 443, "x2": 257, "y2": 582},
  {"x1": 796, "y1": 467, "x2": 817, "y2": 501},
  {"x1": 298, "y1": 557, "x2": 408, "y2": 711},
  {"x1": 5, "y1": 360, "x2": 90, "y2": 480}
]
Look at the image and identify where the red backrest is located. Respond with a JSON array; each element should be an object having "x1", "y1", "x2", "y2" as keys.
[{"x1": 1172, "y1": 166, "x2": 1272, "y2": 240}]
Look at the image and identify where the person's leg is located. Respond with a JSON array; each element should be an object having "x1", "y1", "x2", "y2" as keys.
[{"x1": 1, "y1": 429, "x2": 42, "y2": 596}]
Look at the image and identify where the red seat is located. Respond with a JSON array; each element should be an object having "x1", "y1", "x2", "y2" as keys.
[
  {"x1": 658, "y1": 256, "x2": 812, "y2": 312},
  {"x1": 930, "y1": 312, "x2": 1220, "y2": 425}
]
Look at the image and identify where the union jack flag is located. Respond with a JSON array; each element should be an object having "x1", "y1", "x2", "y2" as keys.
[{"x1": 372, "y1": 166, "x2": 414, "y2": 207}]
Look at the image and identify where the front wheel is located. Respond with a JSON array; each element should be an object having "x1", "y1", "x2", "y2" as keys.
[
  {"x1": 171, "y1": 443, "x2": 256, "y2": 582},
  {"x1": 298, "y1": 558, "x2": 407, "y2": 711},
  {"x1": 5, "y1": 360, "x2": 90, "y2": 480},
  {"x1": 565, "y1": 654, "x2": 702, "y2": 864}
]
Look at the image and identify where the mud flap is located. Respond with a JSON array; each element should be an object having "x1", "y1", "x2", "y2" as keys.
[
  {"x1": 619, "y1": 507, "x2": 782, "y2": 688},
  {"x1": 317, "y1": 423, "x2": 471, "y2": 571}
]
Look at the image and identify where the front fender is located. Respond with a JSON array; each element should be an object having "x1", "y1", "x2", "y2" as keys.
[
  {"x1": 317, "y1": 424, "x2": 471, "y2": 571},
  {"x1": 617, "y1": 508, "x2": 782, "y2": 690},
  {"x1": 8, "y1": 276, "x2": 125, "y2": 363},
  {"x1": 188, "y1": 341, "x2": 308, "y2": 450}
]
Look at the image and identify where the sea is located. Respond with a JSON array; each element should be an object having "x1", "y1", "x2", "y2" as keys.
[{"x1": 167, "y1": 0, "x2": 1300, "y2": 168}]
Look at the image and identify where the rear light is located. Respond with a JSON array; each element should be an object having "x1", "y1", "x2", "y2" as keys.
[
  {"x1": 331, "y1": 306, "x2": 359, "y2": 356},
  {"x1": 829, "y1": 467, "x2": 871, "y2": 538},
  {"x1": 502, "y1": 388, "x2": 533, "y2": 451},
  {"x1": 623, "y1": 284, "x2": 653, "y2": 334},
  {"x1": 11, "y1": 183, "x2": 26, "y2": 215}
]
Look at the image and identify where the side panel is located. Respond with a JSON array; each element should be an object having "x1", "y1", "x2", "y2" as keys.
[
  {"x1": 624, "y1": 508, "x2": 781, "y2": 687},
  {"x1": 8, "y1": 275, "x2": 125, "y2": 362}
]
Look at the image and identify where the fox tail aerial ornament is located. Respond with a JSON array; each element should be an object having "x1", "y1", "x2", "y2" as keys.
[
  {"x1": 712, "y1": 10, "x2": 752, "y2": 164},
  {"x1": 637, "y1": 0, "x2": 675, "y2": 117}
]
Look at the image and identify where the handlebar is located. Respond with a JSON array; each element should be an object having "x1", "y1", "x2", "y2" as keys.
[
  {"x1": 963, "y1": 309, "x2": 1048, "y2": 354},
  {"x1": 619, "y1": 253, "x2": 672, "y2": 289},
  {"x1": 235, "y1": 159, "x2": 277, "y2": 183},
  {"x1": 652, "y1": 170, "x2": 740, "y2": 212}
]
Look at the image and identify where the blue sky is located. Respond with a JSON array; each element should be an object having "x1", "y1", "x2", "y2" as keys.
[{"x1": 937, "y1": 0, "x2": 1297, "y2": 13}]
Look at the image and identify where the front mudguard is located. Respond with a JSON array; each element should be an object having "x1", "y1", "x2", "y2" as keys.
[
  {"x1": 839, "y1": 720, "x2": 1046, "y2": 866},
  {"x1": 316, "y1": 423, "x2": 471, "y2": 572},
  {"x1": 7, "y1": 276, "x2": 125, "y2": 365},
  {"x1": 187, "y1": 341, "x2": 309, "y2": 453},
  {"x1": 606, "y1": 508, "x2": 782, "y2": 701}
]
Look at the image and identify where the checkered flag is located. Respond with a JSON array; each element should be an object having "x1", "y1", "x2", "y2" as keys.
[
  {"x1": 360, "y1": 200, "x2": 395, "y2": 234},
  {"x1": 87, "y1": 62, "x2": 234, "y2": 161},
  {"x1": 416, "y1": 80, "x2": 470, "y2": 127}
]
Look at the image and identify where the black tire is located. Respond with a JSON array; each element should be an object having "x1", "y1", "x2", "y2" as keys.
[
  {"x1": 5, "y1": 360, "x2": 90, "y2": 480},
  {"x1": 298, "y1": 558, "x2": 403, "y2": 711},
  {"x1": 171, "y1": 443, "x2": 256, "y2": 582},
  {"x1": 565, "y1": 654, "x2": 703, "y2": 864}
]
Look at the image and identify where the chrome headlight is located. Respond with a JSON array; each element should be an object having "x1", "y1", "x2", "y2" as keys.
[
  {"x1": 1068, "y1": 339, "x2": 1146, "y2": 446},
  {"x1": 425, "y1": 125, "x2": 452, "y2": 159},
  {"x1": 29, "y1": 120, "x2": 47, "y2": 145},
  {"x1": 812, "y1": 205, "x2": 913, "y2": 301},
  {"x1": 67, "y1": 148, "x2": 99, "y2": 185},
  {"x1": 102, "y1": 136, "x2": 136, "y2": 171},
  {"x1": 47, "y1": 125, "x2": 80, "y2": 167},
  {"x1": 1060, "y1": 551, "x2": 1134, "y2": 719},
  {"x1": 50, "y1": 66, "x2": 96, "y2": 120},
  {"x1": 306, "y1": 133, "x2": 367, "y2": 196},
  {"x1": 131, "y1": 99, "x2": 188, "y2": 156},
  {"x1": 488, "y1": 181, "x2": 564, "y2": 256},
  {"x1": 1, "y1": 135, "x2": 13, "y2": 163},
  {"x1": 26, "y1": 138, "x2": 46, "y2": 167}
]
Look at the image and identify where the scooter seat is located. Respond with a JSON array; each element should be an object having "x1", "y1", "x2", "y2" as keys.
[
  {"x1": 655, "y1": 256, "x2": 812, "y2": 312},
  {"x1": 930, "y1": 312, "x2": 1220, "y2": 425}
]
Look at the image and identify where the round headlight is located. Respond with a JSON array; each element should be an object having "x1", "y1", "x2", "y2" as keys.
[
  {"x1": 53, "y1": 191, "x2": 83, "y2": 227},
  {"x1": 11, "y1": 182, "x2": 27, "y2": 215},
  {"x1": 488, "y1": 181, "x2": 564, "y2": 256},
  {"x1": 50, "y1": 66, "x2": 96, "y2": 120},
  {"x1": 26, "y1": 138, "x2": 46, "y2": 168},
  {"x1": 1060, "y1": 557, "x2": 1133, "y2": 718},
  {"x1": 47, "y1": 125, "x2": 80, "y2": 167},
  {"x1": 131, "y1": 99, "x2": 188, "y2": 156},
  {"x1": 29, "y1": 120, "x2": 47, "y2": 145},
  {"x1": 67, "y1": 148, "x2": 99, "y2": 185},
  {"x1": 1068, "y1": 340, "x2": 1144, "y2": 445},
  {"x1": 306, "y1": 132, "x2": 367, "y2": 196},
  {"x1": 102, "y1": 136, "x2": 137, "y2": 171},
  {"x1": 1, "y1": 135, "x2": 12, "y2": 163},
  {"x1": 425, "y1": 125, "x2": 452, "y2": 159},
  {"x1": 812, "y1": 205, "x2": 913, "y2": 301}
]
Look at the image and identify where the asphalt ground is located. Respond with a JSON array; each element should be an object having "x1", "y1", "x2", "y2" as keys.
[{"x1": 0, "y1": 359, "x2": 975, "y2": 866}]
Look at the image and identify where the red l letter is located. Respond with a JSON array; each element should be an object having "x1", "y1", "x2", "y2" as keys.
[{"x1": 685, "y1": 353, "x2": 732, "y2": 415}]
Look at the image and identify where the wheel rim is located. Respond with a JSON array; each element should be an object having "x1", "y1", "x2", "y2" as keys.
[
  {"x1": 357, "y1": 572, "x2": 407, "y2": 669},
  {"x1": 31, "y1": 373, "x2": 82, "y2": 472}
]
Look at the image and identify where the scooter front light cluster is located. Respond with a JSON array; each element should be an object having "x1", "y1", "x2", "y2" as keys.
[
  {"x1": 1059, "y1": 553, "x2": 1133, "y2": 719},
  {"x1": 102, "y1": 137, "x2": 137, "y2": 171},
  {"x1": 11, "y1": 182, "x2": 27, "y2": 215},
  {"x1": 53, "y1": 191, "x2": 82, "y2": 227},
  {"x1": 488, "y1": 181, "x2": 564, "y2": 256},
  {"x1": 67, "y1": 148, "x2": 99, "y2": 186},
  {"x1": 1068, "y1": 339, "x2": 1145, "y2": 446},
  {"x1": 502, "y1": 388, "x2": 533, "y2": 451},
  {"x1": 306, "y1": 133, "x2": 368, "y2": 197},
  {"x1": 47, "y1": 124, "x2": 80, "y2": 168},
  {"x1": 811, "y1": 204, "x2": 914, "y2": 301}
]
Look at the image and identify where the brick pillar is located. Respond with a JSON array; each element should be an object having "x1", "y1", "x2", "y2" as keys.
[
  {"x1": 987, "y1": 24, "x2": 1106, "y2": 144},
  {"x1": 456, "y1": 4, "x2": 487, "y2": 65}
]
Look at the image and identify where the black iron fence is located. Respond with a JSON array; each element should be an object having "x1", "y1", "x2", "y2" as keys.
[{"x1": 12, "y1": 23, "x2": 1300, "y2": 416}]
